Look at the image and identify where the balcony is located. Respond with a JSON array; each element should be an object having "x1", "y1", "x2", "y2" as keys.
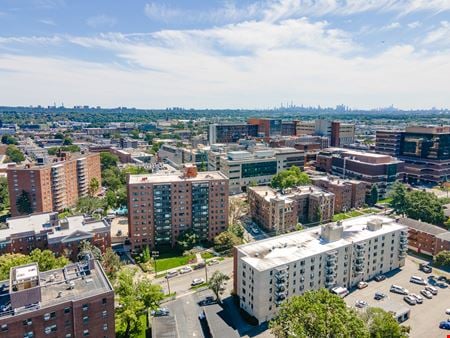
[
  {"x1": 275, "y1": 290, "x2": 286, "y2": 298},
  {"x1": 275, "y1": 278, "x2": 287, "y2": 286},
  {"x1": 275, "y1": 284, "x2": 285, "y2": 292},
  {"x1": 354, "y1": 259, "x2": 364, "y2": 267}
]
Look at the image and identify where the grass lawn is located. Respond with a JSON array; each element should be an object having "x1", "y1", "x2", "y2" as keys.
[
  {"x1": 332, "y1": 210, "x2": 364, "y2": 222},
  {"x1": 361, "y1": 208, "x2": 378, "y2": 214},
  {"x1": 201, "y1": 252, "x2": 215, "y2": 260},
  {"x1": 377, "y1": 197, "x2": 392, "y2": 204},
  {"x1": 116, "y1": 313, "x2": 148, "y2": 338},
  {"x1": 156, "y1": 254, "x2": 196, "y2": 272}
]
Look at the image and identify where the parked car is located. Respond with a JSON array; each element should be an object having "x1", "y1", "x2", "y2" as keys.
[
  {"x1": 198, "y1": 296, "x2": 216, "y2": 306},
  {"x1": 437, "y1": 276, "x2": 448, "y2": 282},
  {"x1": 445, "y1": 308, "x2": 450, "y2": 315},
  {"x1": 374, "y1": 292, "x2": 387, "y2": 300},
  {"x1": 428, "y1": 276, "x2": 437, "y2": 286},
  {"x1": 166, "y1": 271, "x2": 179, "y2": 278},
  {"x1": 191, "y1": 278, "x2": 205, "y2": 286},
  {"x1": 193, "y1": 262, "x2": 206, "y2": 270},
  {"x1": 403, "y1": 295, "x2": 417, "y2": 305},
  {"x1": 355, "y1": 300, "x2": 368, "y2": 308},
  {"x1": 420, "y1": 289, "x2": 433, "y2": 299},
  {"x1": 419, "y1": 263, "x2": 432, "y2": 273},
  {"x1": 357, "y1": 281, "x2": 368, "y2": 289},
  {"x1": 375, "y1": 275, "x2": 386, "y2": 282},
  {"x1": 439, "y1": 320, "x2": 450, "y2": 330},
  {"x1": 251, "y1": 227, "x2": 260, "y2": 234},
  {"x1": 179, "y1": 266, "x2": 193, "y2": 274},
  {"x1": 410, "y1": 275, "x2": 427, "y2": 285},
  {"x1": 390, "y1": 285, "x2": 409, "y2": 295},
  {"x1": 410, "y1": 294, "x2": 423, "y2": 304},
  {"x1": 151, "y1": 308, "x2": 170, "y2": 317},
  {"x1": 208, "y1": 259, "x2": 220, "y2": 266},
  {"x1": 425, "y1": 285, "x2": 438, "y2": 295},
  {"x1": 436, "y1": 281, "x2": 448, "y2": 288}
]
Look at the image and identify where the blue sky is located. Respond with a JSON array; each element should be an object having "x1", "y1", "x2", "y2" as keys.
[{"x1": 1, "y1": 0, "x2": 450, "y2": 109}]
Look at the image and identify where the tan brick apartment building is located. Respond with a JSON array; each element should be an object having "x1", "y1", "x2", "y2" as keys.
[
  {"x1": 0, "y1": 257, "x2": 115, "y2": 338},
  {"x1": 399, "y1": 217, "x2": 450, "y2": 256},
  {"x1": 0, "y1": 212, "x2": 111, "y2": 261},
  {"x1": 311, "y1": 176, "x2": 366, "y2": 212},
  {"x1": 248, "y1": 185, "x2": 335, "y2": 233},
  {"x1": 127, "y1": 164, "x2": 228, "y2": 250},
  {"x1": 7, "y1": 153, "x2": 101, "y2": 216}
]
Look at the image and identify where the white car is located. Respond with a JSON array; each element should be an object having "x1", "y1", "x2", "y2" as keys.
[
  {"x1": 420, "y1": 289, "x2": 433, "y2": 299},
  {"x1": 179, "y1": 266, "x2": 193, "y2": 274},
  {"x1": 410, "y1": 294, "x2": 423, "y2": 304},
  {"x1": 403, "y1": 295, "x2": 417, "y2": 305},
  {"x1": 191, "y1": 278, "x2": 205, "y2": 286},
  {"x1": 446, "y1": 309, "x2": 450, "y2": 315},
  {"x1": 166, "y1": 271, "x2": 179, "y2": 278},
  {"x1": 208, "y1": 259, "x2": 220, "y2": 266},
  {"x1": 425, "y1": 285, "x2": 438, "y2": 295},
  {"x1": 355, "y1": 300, "x2": 368, "y2": 308},
  {"x1": 357, "y1": 282, "x2": 368, "y2": 289}
]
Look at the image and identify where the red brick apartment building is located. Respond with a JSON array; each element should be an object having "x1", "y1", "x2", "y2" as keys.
[
  {"x1": 0, "y1": 212, "x2": 110, "y2": 261},
  {"x1": 399, "y1": 217, "x2": 450, "y2": 256},
  {"x1": 0, "y1": 257, "x2": 115, "y2": 338},
  {"x1": 7, "y1": 153, "x2": 101, "y2": 216},
  {"x1": 127, "y1": 164, "x2": 229, "y2": 250}
]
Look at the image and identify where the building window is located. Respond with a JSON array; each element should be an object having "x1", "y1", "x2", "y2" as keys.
[
  {"x1": 103, "y1": 324, "x2": 108, "y2": 331},
  {"x1": 24, "y1": 332, "x2": 34, "y2": 338},
  {"x1": 23, "y1": 319, "x2": 32, "y2": 326},
  {"x1": 82, "y1": 304, "x2": 89, "y2": 312},
  {"x1": 102, "y1": 298, "x2": 107, "y2": 305},
  {"x1": 83, "y1": 330, "x2": 89, "y2": 336},
  {"x1": 64, "y1": 307, "x2": 71, "y2": 314},
  {"x1": 65, "y1": 335, "x2": 72, "y2": 338},
  {"x1": 102, "y1": 310, "x2": 107, "y2": 318},
  {"x1": 0, "y1": 324, "x2": 7, "y2": 332},
  {"x1": 44, "y1": 325, "x2": 57, "y2": 334}
]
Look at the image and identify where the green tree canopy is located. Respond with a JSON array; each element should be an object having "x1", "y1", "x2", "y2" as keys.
[
  {"x1": 271, "y1": 166, "x2": 310, "y2": 190},
  {"x1": 405, "y1": 190, "x2": 445, "y2": 224},
  {"x1": 0, "y1": 250, "x2": 69, "y2": 280},
  {"x1": 0, "y1": 176, "x2": 9, "y2": 212},
  {"x1": 1, "y1": 135, "x2": 17, "y2": 145},
  {"x1": 270, "y1": 289, "x2": 369, "y2": 338},
  {"x1": 389, "y1": 182, "x2": 408, "y2": 214},
  {"x1": 362, "y1": 307, "x2": 408, "y2": 338},
  {"x1": 208, "y1": 271, "x2": 230, "y2": 303},
  {"x1": 100, "y1": 152, "x2": 119, "y2": 170},
  {"x1": 101, "y1": 248, "x2": 122, "y2": 280},
  {"x1": 6, "y1": 145, "x2": 25, "y2": 163},
  {"x1": 76, "y1": 196, "x2": 106, "y2": 215},
  {"x1": 367, "y1": 184, "x2": 379, "y2": 207},
  {"x1": 88, "y1": 177, "x2": 100, "y2": 197},
  {"x1": 434, "y1": 250, "x2": 450, "y2": 268},
  {"x1": 213, "y1": 231, "x2": 241, "y2": 253},
  {"x1": 177, "y1": 229, "x2": 200, "y2": 251}
]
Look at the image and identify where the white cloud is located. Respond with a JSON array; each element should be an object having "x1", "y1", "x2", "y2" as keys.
[
  {"x1": 39, "y1": 19, "x2": 56, "y2": 26},
  {"x1": 422, "y1": 21, "x2": 450, "y2": 45},
  {"x1": 407, "y1": 21, "x2": 422, "y2": 29},
  {"x1": 86, "y1": 15, "x2": 117, "y2": 29}
]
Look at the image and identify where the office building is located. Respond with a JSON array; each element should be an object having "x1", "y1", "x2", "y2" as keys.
[
  {"x1": 248, "y1": 185, "x2": 334, "y2": 232},
  {"x1": 375, "y1": 130, "x2": 402, "y2": 156},
  {"x1": 233, "y1": 215, "x2": 408, "y2": 323},
  {"x1": 311, "y1": 177, "x2": 366, "y2": 212},
  {"x1": 398, "y1": 217, "x2": 450, "y2": 256},
  {"x1": 296, "y1": 120, "x2": 355, "y2": 146},
  {"x1": 316, "y1": 148, "x2": 404, "y2": 198},
  {"x1": 208, "y1": 123, "x2": 258, "y2": 144},
  {"x1": 0, "y1": 212, "x2": 111, "y2": 261},
  {"x1": 219, "y1": 148, "x2": 305, "y2": 194},
  {"x1": 0, "y1": 257, "x2": 115, "y2": 338},
  {"x1": 7, "y1": 153, "x2": 101, "y2": 217},
  {"x1": 127, "y1": 164, "x2": 228, "y2": 250},
  {"x1": 247, "y1": 118, "x2": 282, "y2": 138}
]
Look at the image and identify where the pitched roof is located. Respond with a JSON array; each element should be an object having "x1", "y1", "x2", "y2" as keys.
[{"x1": 398, "y1": 217, "x2": 447, "y2": 236}]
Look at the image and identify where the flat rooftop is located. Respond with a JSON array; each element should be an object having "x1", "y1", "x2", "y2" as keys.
[
  {"x1": 237, "y1": 215, "x2": 406, "y2": 271},
  {"x1": 1, "y1": 213, "x2": 108, "y2": 242},
  {"x1": 0, "y1": 260, "x2": 112, "y2": 318},
  {"x1": 250, "y1": 185, "x2": 333, "y2": 202},
  {"x1": 128, "y1": 170, "x2": 228, "y2": 184}
]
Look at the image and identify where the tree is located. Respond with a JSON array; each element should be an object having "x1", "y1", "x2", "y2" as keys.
[
  {"x1": 62, "y1": 137, "x2": 73, "y2": 145},
  {"x1": 16, "y1": 190, "x2": 32, "y2": 215},
  {"x1": 213, "y1": 231, "x2": 241, "y2": 253},
  {"x1": 434, "y1": 250, "x2": 450, "y2": 268},
  {"x1": 177, "y1": 229, "x2": 200, "y2": 251},
  {"x1": 270, "y1": 289, "x2": 369, "y2": 338},
  {"x1": 6, "y1": 145, "x2": 25, "y2": 163},
  {"x1": 0, "y1": 176, "x2": 9, "y2": 212},
  {"x1": 115, "y1": 267, "x2": 164, "y2": 338},
  {"x1": 76, "y1": 196, "x2": 106, "y2": 215},
  {"x1": 389, "y1": 182, "x2": 408, "y2": 214},
  {"x1": 78, "y1": 240, "x2": 102, "y2": 261},
  {"x1": 0, "y1": 250, "x2": 69, "y2": 280},
  {"x1": 228, "y1": 223, "x2": 244, "y2": 239},
  {"x1": 1, "y1": 135, "x2": 17, "y2": 145},
  {"x1": 367, "y1": 184, "x2": 379, "y2": 207},
  {"x1": 100, "y1": 152, "x2": 119, "y2": 170},
  {"x1": 130, "y1": 129, "x2": 140, "y2": 139},
  {"x1": 229, "y1": 198, "x2": 248, "y2": 227},
  {"x1": 405, "y1": 190, "x2": 445, "y2": 224},
  {"x1": 88, "y1": 177, "x2": 100, "y2": 197},
  {"x1": 271, "y1": 166, "x2": 310, "y2": 190},
  {"x1": 208, "y1": 271, "x2": 230, "y2": 303},
  {"x1": 362, "y1": 307, "x2": 408, "y2": 338},
  {"x1": 54, "y1": 132, "x2": 64, "y2": 139},
  {"x1": 101, "y1": 248, "x2": 122, "y2": 280},
  {"x1": 141, "y1": 245, "x2": 151, "y2": 263}
]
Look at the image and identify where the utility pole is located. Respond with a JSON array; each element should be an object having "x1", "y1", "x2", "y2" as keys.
[
  {"x1": 165, "y1": 275, "x2": 171, "y2": 295},
  {"x1": 152, "y1": 251, "x2": 159, "y2": 277},
  {"x1": 204, "y1": 262, "x2": 208, "y2": 283}
]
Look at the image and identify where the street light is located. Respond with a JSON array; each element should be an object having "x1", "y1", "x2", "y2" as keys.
[
  {"x1": 165, "y1": 275, "x2": 171, "y2": 295},
  {"x1": 151, "y1": 251, "x2": 159, "y2": 276}
]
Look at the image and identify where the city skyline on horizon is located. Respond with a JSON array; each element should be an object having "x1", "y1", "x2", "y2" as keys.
[{"x1": 1, "y1": 1, "x2": 450, "y2": 109}]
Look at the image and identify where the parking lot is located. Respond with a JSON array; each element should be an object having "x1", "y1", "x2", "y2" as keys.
[{"x1": 345, "y1": 257, "x2": 450, "y2": 338}]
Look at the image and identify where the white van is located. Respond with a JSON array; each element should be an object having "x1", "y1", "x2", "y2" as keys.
[
  {"x1": 390, "y1": 285, "x2": 409, "y2": 295},
  {"x1": 410, "y1": 276, "x2": 427, "y2": 285},
  {"x1": 331, "y1": 286, "x2": 349, "y2": 298}
]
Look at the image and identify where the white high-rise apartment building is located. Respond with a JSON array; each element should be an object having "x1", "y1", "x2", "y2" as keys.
[{"x1": 233, "y1": 215, "x2": 408, "y2": 323}]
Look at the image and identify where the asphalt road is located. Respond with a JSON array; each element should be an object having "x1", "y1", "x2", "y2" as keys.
[
  {"x1": 165, "y1": 293, "x2": 205, "y2": 338},
  {"x1": 155, "y1": 258, "x2": 234, "y2": 297}
]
